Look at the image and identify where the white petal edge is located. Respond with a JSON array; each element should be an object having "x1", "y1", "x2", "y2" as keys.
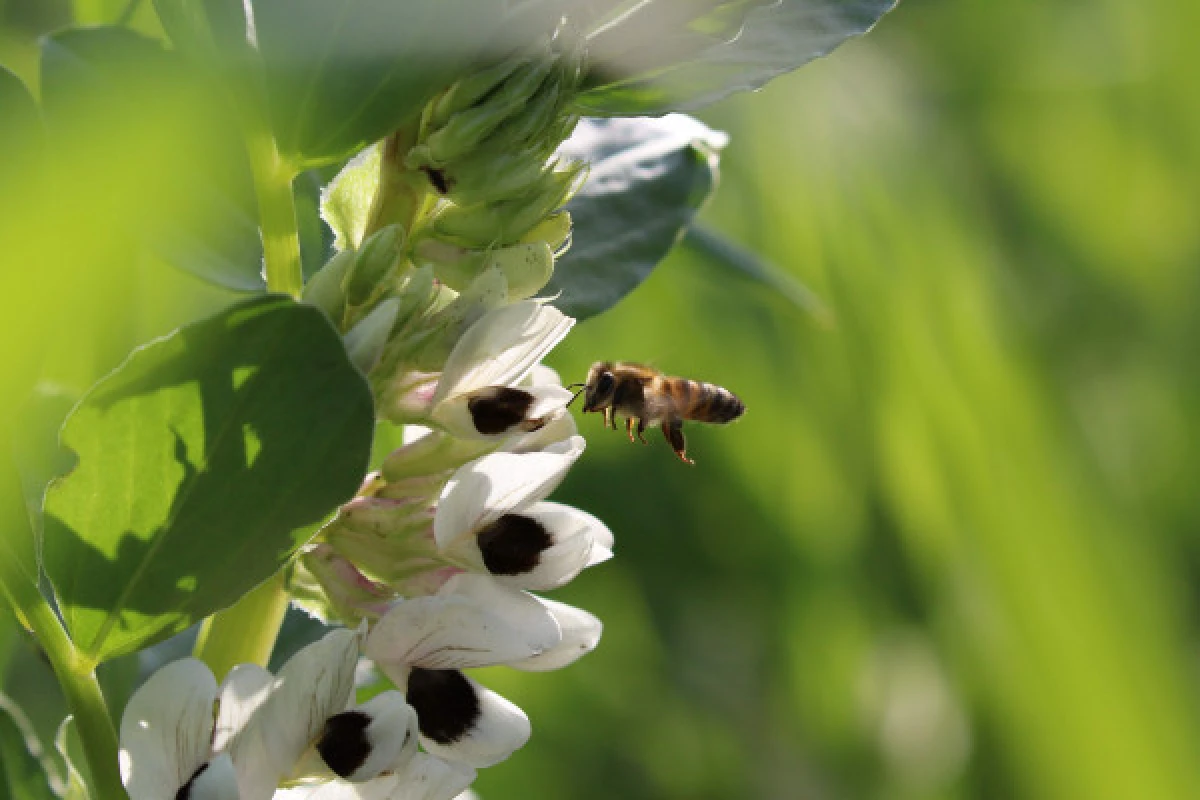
[
  {"x1": 489, "y1": 501, "x2": 614, "y2": 591},
  {"x1": 339, "y1": 691, "x2": 419, "y2": 782},
  {"x1": 433, "y1": 435, "x2": 585, "y2": 551},
  {"x1": 254, "y1": 629, "x2": 360, "y2": 783},
  {"x1": 119, "y1": 657, "x2": 217, "y2": 800},
  {"x1": 508, "y1": 598, "x2": 603, "y2": 672},
  {"x1": 503, "y1": 406, "x2": 578, "y2": 454},
  {"x1": 366, "y1": 577, "x2": 561, "y2": 670},
  {"x1": 418, "y1": 678, "x2": 531, "y2": 769},
  {"x1": 431, "y1": 301, "x2": 573, "y2": 405},
  {"x1": 187, "y1": 753, "x2": 240, "y2": 800},
  {"x1": 430, "y1": 385, "x2": 572, "y2": 441}
]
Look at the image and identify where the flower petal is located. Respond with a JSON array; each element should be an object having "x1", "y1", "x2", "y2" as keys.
[
  {"x1": 431, "y1": 301, "x2": 573, "y2": 405},
  {"x1": 119, "y1": 658, "x2": 217, "y2": 800},
  {"x1": 406, "y1": 669, "x2": 531, "y2": 768},
  {"x1": 431, "y1": 385, "x2": 572, "y2": 441},
  {"x1": 457, "y1": 501, "x2": 612, "y2": 590},
  {"x1": 508, "y1": 598, "x2": 603, "y2": 672},
  {"x1": 214, "y1": 664, "x2": 273, "y2": 752},
  {"x1": 317, "y1": 691, "x2": 418, "y2": 782},
  {"x1": 183, "y1": 753, "x2": 239, "y2": 800},
  {"x1": 390, "y1": 752, "x2": 477, "y2": 800},
  {"x1": 366, "y1": 576, "x2": 560, "y2": 670},
  {"x1": 251, "y1": 629, "x2": 360, "y2": 784},
  {"x1": 433, "y1": 436, "x2": 585, "y2": 552}
]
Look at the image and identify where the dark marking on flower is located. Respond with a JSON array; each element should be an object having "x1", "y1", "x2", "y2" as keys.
[
  {"x1": 407, "y1": 668, "x2": 480, "y2": 744},
  {"x1": 421, "y1": 166, "x2": 452, "y2": 194},
  {"x1": 176, "y1": 763, "x2": 208, "y2": 800},
  {"x1": 477, "y1": 513, "x2": 553, "y2": 575},
  {"x1": 317, "y1": 710, "x2": 372, "y2": 778},
  {"x1": 467, "y1": 387, "x2": 536, "y2": 435}
]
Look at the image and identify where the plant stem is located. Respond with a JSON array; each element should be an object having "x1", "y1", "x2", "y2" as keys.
[
  {"x1": 363, "y1": 125, "x2": 430, "y2": 241},
  {"x1": 194, "y1": 571, "x2": 290, "y2": 681},
  {"x1": 1, "y1": 576, "x2": 126, "y2": 799},
  {"x1": 247, "y1": 129, "x2": 304, "y2": 299}
]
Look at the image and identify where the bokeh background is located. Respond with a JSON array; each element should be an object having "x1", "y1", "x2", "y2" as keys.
[{"x1": 3, "y1": 0, "x2": 1200, "y2": 798}]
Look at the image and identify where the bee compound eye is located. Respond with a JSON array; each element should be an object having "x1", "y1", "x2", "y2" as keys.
[{"x1": 597, "y1": 372, "x2": 615, "y2": 395}]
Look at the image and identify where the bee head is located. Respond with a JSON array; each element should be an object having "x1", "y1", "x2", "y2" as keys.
[{"x1": 582, "y1": 361, "x2": 616, "y2": 413}]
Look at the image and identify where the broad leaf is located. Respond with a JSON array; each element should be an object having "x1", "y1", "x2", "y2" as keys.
[
  {"x1": 682, "y1": 224, "x2": 831, "y2": 321},
  {"x1": 251, "y1": 0, "x2": 567, "y2": 167},
  {"x1": 40, "y1": 27, "x2": 265, "y2": 292},
  {"x1": 43, "y1": 296, "x2": 374, "y2": 662},
  {"x1": 576, "y1": 0, "x2": 897, "y2": 115},
  {"x1": 544, "y1": 115, "x2": 726, "y2": 319}
]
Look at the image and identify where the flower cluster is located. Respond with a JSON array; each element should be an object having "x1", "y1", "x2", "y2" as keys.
[{"x1": 119, "y1": 31, "x2": 612, "y2": 800}]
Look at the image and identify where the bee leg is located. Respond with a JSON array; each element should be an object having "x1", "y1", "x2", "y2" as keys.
[
  {"x1": 636, "y1": 418, "x2": 648, "y2": 444},
  {"x1": 625, "y1": 417, "x2": 636, "y2": 443},
  {"x1": 662, "y1": 418, "x2": 694, "y2": 465},
  {"x1": 603, "y1": 407, "x2": 613, "y2": 429}
]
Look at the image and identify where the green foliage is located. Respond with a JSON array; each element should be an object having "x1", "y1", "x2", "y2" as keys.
[
  {"x1": 0, "y1": 694, "x2": 60, "y2": 800},
  {"x1": 578, "y1": 0, "x2": 897, "y2": 115},
  {"x1": 42, "y1": 296, "x2": 374, "y2": 662},
  {"x1": 546, "y1": 116, "x2": 726, "y2": 319}
]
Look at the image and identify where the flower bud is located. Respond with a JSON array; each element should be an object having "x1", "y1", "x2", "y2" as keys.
[
  {"x1": 302, "y1": 249, "x2": 356, "y2": 326},
  {"x1": 343, "y1": 224, "x2": 404, "y2": 326}
]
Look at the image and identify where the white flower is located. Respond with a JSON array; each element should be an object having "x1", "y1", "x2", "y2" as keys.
[
  {"x1": 432, "y1": 436, "x2": 612, "y2": 589},
  {"x1": 429, "y1": 301, "x2": 575, "y2": 439},
  {"x1": 365, "y1": 574, "x2": 601, "y2": 768},
  {"x1": 118, "y1": 658, "x2": 246, "y2": 800},
  {"x1": 226, "y1": 629, "x2": 420, "y2": 799}
]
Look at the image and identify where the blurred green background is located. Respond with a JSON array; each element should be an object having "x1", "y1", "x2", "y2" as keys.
[{"x1": 4, "y1": 0, "x2": 1200, "y2": 799}]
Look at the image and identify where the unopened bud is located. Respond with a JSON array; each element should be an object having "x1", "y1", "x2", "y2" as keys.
[{"x1": 302, "y1": 249, "x2": 356, "y2": 327}]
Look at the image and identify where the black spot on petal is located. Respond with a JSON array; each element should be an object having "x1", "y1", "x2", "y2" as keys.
[
  {"x1": 317, "y1": 710, "x2": 372, "y2": 778},
  {"x1": 407, "y1": 668, "x2": 480, "y2": 744},
  {"x1": 477, "y1": 514, "x2": 553, "y2": 576},
  {"x1": 467, "y1": 387, "x2": 535, "y2": 435},
  {"x1": 176, "y1": 763, "x2": 208, "y2": 800}
]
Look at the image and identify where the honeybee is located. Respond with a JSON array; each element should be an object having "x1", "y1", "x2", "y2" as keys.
[{"x1": 570, "y1": 361, "x2": 745, "y2": 465}]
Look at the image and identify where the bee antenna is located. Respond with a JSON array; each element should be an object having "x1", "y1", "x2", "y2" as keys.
[
  {"x1": 564, "y1": 382, "x2": 585, "y2": 389},
  {"x1": 566, "y1": 385, "x2": 586, "y2": 408}
]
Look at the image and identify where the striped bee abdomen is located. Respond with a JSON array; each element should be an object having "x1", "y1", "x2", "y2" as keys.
[{"x1": 676, "y1": 380, "x2": 745, "y2": 424}]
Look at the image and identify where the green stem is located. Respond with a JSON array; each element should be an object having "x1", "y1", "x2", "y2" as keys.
[
  {"x1": 247, "y1": 129, "x2": 303, "y2": 299},
  {"x1": 194, "y1": 572, "x2": 290, "y2": 681},
  {"x1": 363, "y1": 125, "x2": 430, "y2": 241},
  {"x1": 1, "y1": 576, "x2": 126, "y2": 800}
]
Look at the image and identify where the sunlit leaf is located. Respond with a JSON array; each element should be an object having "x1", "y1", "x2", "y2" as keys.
[
  {"x1": 576, "y1": 0, "x2": 897, "y2": 115},
  {"x1": 43, "y1": 296, "x2": 374, "y2": 662},
  {"x1": 544, "y1": 115, "x2": 726, "y2": 319}
]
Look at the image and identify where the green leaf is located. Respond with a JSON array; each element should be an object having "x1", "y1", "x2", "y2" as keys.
[
  {"x1": 0, "y1": 693, "x2": 60, "y2": 800},
  {"x1": 576, "y1": 0, "x2": 897, "y2": 115},
  {"x1": 682, "y1": 224, "x2": 832, "y2": 322},
  {"x1": 42, "y1": 296, "x2": 374, "y2": 662},
  {"x1": 250, "y1": 0, "x2": 565, "y2": 167},
  {"x1": 11, "y1": 386, "x2": 79, "y2": 573},
  {"x1": 39, "y1": 27, "x2": 265, "y2": 292},
  {"x1": 545, "y1": 115, "x2": 726, "y2": 319}
]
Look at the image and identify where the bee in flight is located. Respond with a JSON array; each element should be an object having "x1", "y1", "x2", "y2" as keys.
[{"x1": 569, "y1": 361, "x2": 745, "y2": 465}]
